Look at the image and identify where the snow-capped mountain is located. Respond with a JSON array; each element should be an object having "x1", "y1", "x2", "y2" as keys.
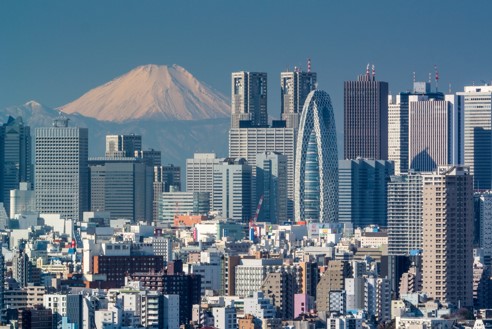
[{"x1": 59, "y1": 64, "x2": 230, "y2": 122}]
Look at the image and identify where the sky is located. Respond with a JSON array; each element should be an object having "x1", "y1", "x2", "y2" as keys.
[{"x1": 1, "y1": 0, "x2": 492, "y2": 130}]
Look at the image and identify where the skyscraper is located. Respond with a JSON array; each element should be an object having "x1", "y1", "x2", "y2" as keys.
[
  {"x1": 231, "y1": 72, "x2": 268, "y2": 128},
  {"x1": 388, "y1": 82, "x2": 445, "y2": 175},
  {"x1": 105, "y1": 134, "x2": 142, "y2": 157},
  {"x1": 88, "y1": 157, "x2": 153, "y2": 222},
  {"x1": 422, "y1": 165, "x2": 473, "y2": 307},
  {"x1": 212, "y1": 158, "x2": 252, "y2": 222},
  {"x1": 344, "y1": 66, "x2": 389, "y2": 160},
  {"x1": 255, "y1": 151, "x2": 288, "y2": 223},
  {"x1": 457, "y1": 85, "x2": 492, "y2": 189},
  {"x1": 387, "y1": 172, "x2": 424, "y2": 256},
  {"x1": 229, "y1": 128, "x2": 295, "y2": 220},
  {"x1": 338, "y1": 159, "x2": 394, "y2": 228},
  {"x1": 408, "y1": 94, "x2": 458, "y2": 171},
  {"x1": 0, "y1": 116, "x2": 32, "y2": 216},
  {"x1": 295, "y1": 90, "x2": 338, "y2": 223},
  {"x1": 35, "y1": 116, "x2": 88, "y2": 221},
  {"x1": 280, "y1": 69, "x2": 317, "y2": 130}
]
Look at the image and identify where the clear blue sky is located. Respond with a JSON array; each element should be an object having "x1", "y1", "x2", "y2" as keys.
[{"x1": 1, "y1": 0, "x2": 491, "y2": 126}]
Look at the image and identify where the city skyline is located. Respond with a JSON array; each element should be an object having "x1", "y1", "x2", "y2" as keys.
[{"x1": 2, "y1": 1, "x2": 492, "y2": 135}]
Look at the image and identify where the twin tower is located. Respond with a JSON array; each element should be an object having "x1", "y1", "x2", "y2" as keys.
[{"x1": 229, "y1": 70, "x2": 338, "y2": 223}]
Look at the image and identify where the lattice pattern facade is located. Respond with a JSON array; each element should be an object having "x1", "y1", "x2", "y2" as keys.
[{"x1": 294, "y1": 90, "x2": 338, "y2": 222}]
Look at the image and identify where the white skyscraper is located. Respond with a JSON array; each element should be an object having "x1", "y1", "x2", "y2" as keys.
[
  {"x1": 229, "y1": 128, "x2": 295, "y2": 220},
  {"x1": 35, "y1": 116, "x2": 88, "y2": 221},
  {"x1": 457, "y1": 85, "x2": 492, "y2": 189},
  {"x1": 408, "y1": 94, "x2": 458, "y2": 171},
  {"x1": 212, "y1": 158, "x2": 252, "y2": 222},
  {"x1": 186, "y1": 153, "x2": 223, "y2": 194}
]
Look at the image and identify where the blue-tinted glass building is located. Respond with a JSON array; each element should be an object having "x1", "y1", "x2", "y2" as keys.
[{"x1": 294, "y1": 90, "x2": 338, "y2": 222}]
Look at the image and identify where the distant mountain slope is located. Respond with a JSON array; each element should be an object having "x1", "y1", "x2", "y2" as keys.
[
  {"x1": 1, "y1": 101, "x2": 229, "y2": 168},
  {"x1": 59, "y1": 64, "x2": 230, "y2": 122}
]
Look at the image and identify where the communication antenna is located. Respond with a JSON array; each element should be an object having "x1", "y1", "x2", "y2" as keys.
[
  {"x1": 366, "y1": 63, "x2": 370, "y2": 77},
  {"x1": 434, "y1": 64, "x2": 439, "y2": 92},
  {"x1": 448, "y1": 83, "x2": 452, "y2": 94},
  {"x1": 372, "y1": 64, "x2": 375, "y2": 81},
  {"x1": 307, "y1": 58, "x2": 311, "y2": 73},
  {"x1": 428, "y1": 73, "x2": 432, "y2": 83},
  {"x1": 413, "y1": 72, "x2": 416, "y2": 83}
]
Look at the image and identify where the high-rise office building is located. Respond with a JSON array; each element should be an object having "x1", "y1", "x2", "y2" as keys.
[
  {"x1": 295, "y1": 90, "x2": 338, "y2": 223},
  {"x1": 0, "y1": 116, "x2": 32, "y2": 216},
  {"x1": 158, "y1": 191, "x2": 210, "y2": 225},
  {"x1": 408, "y1": 94, "x2": 459, "y2": 171},
  {"x1": 212, "y1": 158, "x2": 252, "y2": 222},
  {"x1": 229, "y1": 128, "x2": 295, "y2": 220},
  {"x1": 388, "y1": 82, "x2": 445, "y2": 175},
  {"x1": 231, "y1": 72, "x2": 268, "y2": 128},
  {"x1": 255, "y1": 151, "x2": 288, "y2": 223},
  {"x1": 457, "y1": 85, "x2": 492, "y2": 189},
  {"x1": 344, "y1": 66, "x2": 389, "y2": 160},
  {"x1": 153, "y1": 164, "x2": 181, "y2": 223},
  {"x1": 88, "y1": 157, "x2": 153, "y2": 222},
  {"x1": 338, "y1": 159, "x2": 394, "y2": 228},
  {"x1": 35, "y1": 116, "x2": 88, "y2": 221},
  {"x1": 186, "y1": 153, "x2": 223, "y2": 194},
  {"x1": 105, "y1": 134, "x2": 142, "y2": 157},
  {"x1": 477, "y1": 191, "x2": 492, "y2": 266},
  {"x1": 422, "y1": 165, "x2": 473, "y2": 307},
  {"x1": 135, "y1": 149, "x2": 161, "y2": 166},
  {"x1": 280, "y1": 69, "x2": 317, "y2": 130},
  {"x1": 387, "y1": 172, "x2": 424, "y2": 256}
]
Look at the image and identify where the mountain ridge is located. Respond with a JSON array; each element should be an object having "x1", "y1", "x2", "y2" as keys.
[{"x1": 59, "y1": 64, "x2": 231, "y2": 122}]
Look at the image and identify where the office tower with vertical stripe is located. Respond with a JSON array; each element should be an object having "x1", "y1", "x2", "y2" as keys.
[
  {"x1": 35, "y1": 116, "x2": 88, "y2": 221},
  {"x1": 457, "y1": 85, "x2": 492, "y2": 189},
  {"x1": 231, "y1": 72, "x2": 268, "y2": 128},
  {"x1": 0, "y1": 116, "x2": 31, "y2": 216},
  {"x1": 280, "y1": 70, "x2": 317, "y2": 130},
  {"x1": 295, "y1": 90, "x2": 338, "y2": 223},
  {"x1": 344, "y1": 67, "x2": 388, "y2": 160},
  {"x1": 408, "y1": 94, "x2": 457, "y2": 171}
]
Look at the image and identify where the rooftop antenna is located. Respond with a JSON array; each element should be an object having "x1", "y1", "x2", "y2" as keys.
[
  {"x1": 366, "y1": 63, "x2": 370, "y2": 78},
  {"x1": 428, "y1": 72, "x2": 432, "y2": 83},
  {"x1": 434, "y1": 64, "x2": 439, "y2": 92},
  {"x1": 448, "y1": 83, "x2": 452, "y2": 94},
  {"x1": 372, "y1": 64, "x2": 375, "y2": 81},
  {"x1": 307, "y1": 58, "x2": 311, "y2": 73},
  {"x1": 413, "y1": 72, "x2": 416, "y2": 83}
]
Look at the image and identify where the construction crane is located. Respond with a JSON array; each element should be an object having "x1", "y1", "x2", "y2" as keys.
[{"x1": 249, "y1": 195, "x2": 264, "y2": 239}]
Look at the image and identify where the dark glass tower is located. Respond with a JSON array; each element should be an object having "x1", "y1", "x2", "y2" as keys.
[
  {"x1": 344, "y1": 66, "x2": 389, "y2": 160},
  {"x1": 0, "y1": 116, "x2": 32, "y2": 215}
]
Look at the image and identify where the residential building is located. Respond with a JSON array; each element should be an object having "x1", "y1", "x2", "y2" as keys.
[
  {"x1": 344, "y1": 66, "x2": 389, "y2": 160},
  {"x1": 295, "y1": 90, "x2": 338, "y2": 222},
  {"x1": 387, "y1": 173, "x2": 424, "y2": 256},
  {"x1": 35, "y1": 116, "x2": 88, "y2": 221},
  {"x1": 422, "y1": 165, "x2": 474, "y2": 307}
]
